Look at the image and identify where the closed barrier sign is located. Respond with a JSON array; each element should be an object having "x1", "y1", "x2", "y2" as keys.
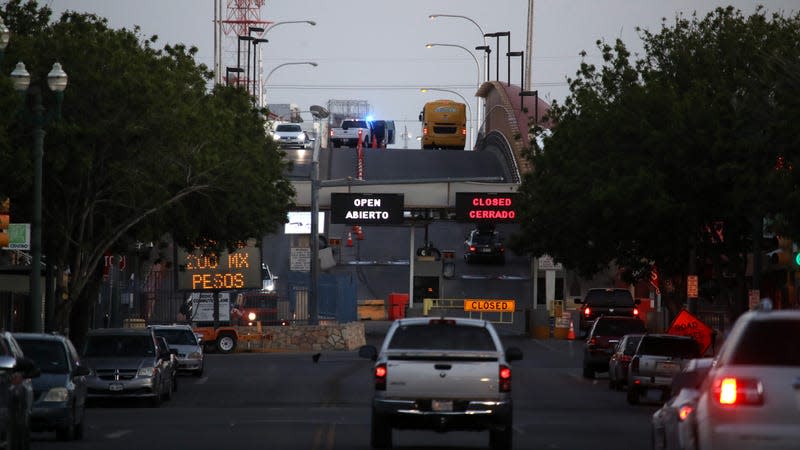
[
  {"x1": 464, "y1": 299, "x2": 515, "y2": 312},
  {"x1": 455, "y1": 192, "x2": 519, "y2": 222}
]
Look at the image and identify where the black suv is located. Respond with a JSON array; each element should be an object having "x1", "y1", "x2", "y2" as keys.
[
  {"x1": 576, "y1": 288, "x2": 641, "y2": 334},
  {"x1": 583, "y1": 316, "x2": 647, "y2": 379},
  {"x1": 464, "y1": 228, "x2": 505, "y2": 264}
]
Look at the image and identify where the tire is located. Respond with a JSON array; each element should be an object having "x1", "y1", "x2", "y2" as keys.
[
  {"x1": 582, "y1": 363, "x2": 594, "y2": 379},
  {"x1": 216, "y1": 334, "x2": 237, "y2": 354},
  {"x1": 370, "y1": 412, "x2": 392, "y2": 449},
  {"x1": 489, "y1": 425, "x2": 513, "y2": 450},
  {"x1": 627, "y1": 387, "x2": 640, "y2": 405}
]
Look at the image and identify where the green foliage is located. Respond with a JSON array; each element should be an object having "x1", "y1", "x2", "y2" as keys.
[
  {"x1": 0, "y1": 3, "x2": 293, "y2": 331},
  {"x1": 514, "y1": 6, "x2": 800, "y2": 285}
]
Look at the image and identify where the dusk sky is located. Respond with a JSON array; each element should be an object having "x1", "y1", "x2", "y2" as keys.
[{"x1": 46, "y1": 0, "x2": 798, "y2": 140}]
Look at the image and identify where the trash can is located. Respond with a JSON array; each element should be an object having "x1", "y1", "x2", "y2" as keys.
[{"x1": 388, "y1": 293, "x2": 409, "y2": 320}]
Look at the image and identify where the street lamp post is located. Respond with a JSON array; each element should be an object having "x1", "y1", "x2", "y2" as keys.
[
  {"x1": 508, "y1": 50, "x2": 524, "y2": 89},
  {"x1": 475, "y1": 45, "x2": 491, "y2": 83},
  {"x1": 484, "y1": 32, "x2": 510, "y2": 82},
  {"x1": 256, "y1": 20, "x2": 316, "y2": 107},
  {"x1": 428, "y1": 14, "x2": 485, "y2": 46},
  {"x1": 251, "y1": 38, "x2": 268, "y2": 101},
  {"x1": 10, "y1": 61, "x2": 68, "y2": 333},
  {"x1": 225, "y1": 66, "x2": 243, "y2": 86},
  {"x1": 236, "y1": 35, "x2": 253, "y2": 89},
  {"x1": 519, "y1": 90, "x2": 538, "y2": 120},
  {"x1": 309, "y1": 104, "x2": 329, "y2": 326},
  {"x1": 425, "y1": 43, "x2": 481, "y2": 142},
  {"x1": 420, "y1": 88, "x2": 472, "y2": 150},
  {"x1": 263, "y1": 62, "x2": 317, "y2": 106}
]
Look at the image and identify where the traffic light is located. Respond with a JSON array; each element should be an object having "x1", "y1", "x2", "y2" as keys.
[{"x1": 0, "y1": 198, "x2": 9, "y2": 248}]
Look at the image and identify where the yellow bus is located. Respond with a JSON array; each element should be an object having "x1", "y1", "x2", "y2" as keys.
[{"x1": 419, "y1": 100, "x2": 467, "y2": 150}]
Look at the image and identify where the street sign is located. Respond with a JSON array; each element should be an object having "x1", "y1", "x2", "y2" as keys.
[
  {"x1": 176, "y1": 243, "x2": 262, "y2": 291},
  {"x1": 667, "y1": 309, "x2": 714, "y2": 355},
  {"x1": 464, "y1": 299, "x2": 515, "y2": 313},
  {"x1": 455, "y1": 192, "x2": 519, "y2": 222},
  {"x1": 537, "y1": 255, "x2": 563, "y2": 271},
  {"x1": 330, "y1": 193, "x2": 404, "y2": 225},
  {"x1": 687, "y1": 275, "x2": 699, "y2": 298},
  {"x1": 290, "y1": 247, "x2": 311, "y2": 272},
  {"x1": 2, "y1": 223, "x2": 30, "y2": 250}
]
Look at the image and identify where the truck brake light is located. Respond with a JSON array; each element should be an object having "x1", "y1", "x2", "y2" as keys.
[
  {"x1": 584, "y1": 307, "x2": 591, "y2": 316},
  {"x1": 499, "y1": 364, "x2": 511, "y2": 392},
  {"x1": 714, "y1": 377, "x2": 763, "y2": 406},
  {"x1": 375, "y1": 363, "x2": 387, "y2": 391},
  {"x1": 461, "y1": 127, "x2": 466, "y2": 136},
  {"x1": 633, "y1": 308, "x2": 639, "y2": 316},
  {"x1": 423, "y1": 127, "x2": 428, "y2": 136}
]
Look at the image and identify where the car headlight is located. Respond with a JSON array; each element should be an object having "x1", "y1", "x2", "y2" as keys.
[
  {"x1": 188, "y1": 351, "x2": 202, "y2": 360},
  {"x1": 42, "y1": 387, "x2": 69, "y2": 402},
  {"x1": 298, "y1": 135, "x2": 305, "y2": 142},
  {"x1": 248, "y1": 312, "x2": 257, "y2": 321},
  {"x1": 137, "y1": 367, "x2": 155, "y2": 377}
]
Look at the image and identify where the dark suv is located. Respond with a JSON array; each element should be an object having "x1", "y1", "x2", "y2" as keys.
[
  {"x1": 576, "y1": 288, "x2": 641, "y2": 334},
  {"x1": 583, "y1": 316, "x2": 647, "y2": 379}
]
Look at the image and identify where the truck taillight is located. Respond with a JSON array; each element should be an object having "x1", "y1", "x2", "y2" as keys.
[
  {"x1": 461, "y1": 127, "x2": 466, "y2": 136},
  {"x1": 633, "y1": 308, "x2": 639, "y2": 316},
  {"x1": 499, "y1": 365, "x2": 511, "y2": 392},
  {"x1": 375, "y1": 363, "x2": 387, "y2": 391},
  {"x1": 423, "y1": 127, "x2": 428, "y2": 135},
  {"x1": 584, "y1": 307, "x2": 591, "y2": 317},
  {"x1": 713, "y1": 377, "x2": 763, "y2": 406}
]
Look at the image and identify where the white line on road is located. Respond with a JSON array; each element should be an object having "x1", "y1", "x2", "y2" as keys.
[
  {"x1": 531, "y1": 339, "x2": 558, "y2": 352},
  {"x1": 106, "y1": 430, "x2": 132, "y2": 439},
  {"x1": 196, "y1": 376, "x2": 209, "y2": 384}
]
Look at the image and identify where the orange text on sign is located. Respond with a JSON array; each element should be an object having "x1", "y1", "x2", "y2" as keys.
[{"x1": 464, "y1": 299, "x2": 516, "y2": 313}]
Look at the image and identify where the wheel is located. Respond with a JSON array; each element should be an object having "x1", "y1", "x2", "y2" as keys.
[
  {"x1": 627, "y1": 386, "x2": 640, "y2": 405},
  {"x1": 582, "y1": 362, "x2": 594, "y2": 379},
  {"x1": 370, "y1": 412, "x2": 392, "y2": 449},
  {"x1": 489, "y1": 425, "x2": 512, "y2": 450},
  {"x1": 216, "y1": 334, "x2": 237, "y2": 354}
]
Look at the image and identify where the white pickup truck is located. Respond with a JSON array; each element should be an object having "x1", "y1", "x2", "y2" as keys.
[
  {"x1": 359, "y1": 317, "x2": 523, "y2": 450},
  {"x1": 329, "y1": 119, "x2": 371, "y2": 148}
]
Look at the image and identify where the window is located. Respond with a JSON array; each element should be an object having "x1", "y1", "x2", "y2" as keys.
[
  {"x1": 388, "y1": 324, "x2": 496, "y2": 351},
  {"x1": 594, "y1": 319, "x2": 646, "y2": 336},
  {"x1": 729, "y1": 320, "x2": 800, "y2": 366},
  {"x1": 638, "y1": 337, "x2": 700, "y2": 358},
  {"x1": 623, "y1": 335, "x2": 643, "y2": 354},
  {"x1": 154, "y1": 329, "x2": 198, "y2": 346},
  {"x1": 585, "y1": 289, "x2": 635, "y2": 307},
  {"x1": 16, "y1": 340, "x2": 69, "y2": 374},
  {"x1": 84, "y1": 335, "x2": 155, "y2": 357}
]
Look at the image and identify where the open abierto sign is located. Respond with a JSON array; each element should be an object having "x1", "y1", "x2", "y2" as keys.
[{"x1": 667, "y1": 309, "x2": 714, "y2": 355}]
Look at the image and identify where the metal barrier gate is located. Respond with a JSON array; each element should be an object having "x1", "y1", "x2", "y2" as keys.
[{"x1": 422, "y1": 298, "x2": 515, "y2": 324}]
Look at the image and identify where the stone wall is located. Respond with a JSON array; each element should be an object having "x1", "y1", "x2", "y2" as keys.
[{"x1": 237, "y1": 321, "x2": 366, "y2": 352}]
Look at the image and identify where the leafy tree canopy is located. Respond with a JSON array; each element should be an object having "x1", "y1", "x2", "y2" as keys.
[
  {"x1": 0, "y1": 1, "x2": 294, "y2": 333},
  {"x1": 513, "y1": 6, "x2": 800, "y2": 288}
]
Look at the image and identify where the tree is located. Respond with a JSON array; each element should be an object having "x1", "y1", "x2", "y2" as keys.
[
  {"x1": 513, "y1": 6, "x2": 800, "y2": 315},
  {"x1": 0, "y1": 2, "x2": 294, "y2": 339}
]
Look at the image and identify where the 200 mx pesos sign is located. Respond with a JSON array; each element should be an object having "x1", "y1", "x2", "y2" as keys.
[
  {"x1": 176, "y1": 245, "x2": 261, "y2": 291},
  {"x1": 331, "y1": 193, "x2": 404, "y2": 224},
  {"x1": 464, "y1": 299, "x2": 516, "y2": 313}
]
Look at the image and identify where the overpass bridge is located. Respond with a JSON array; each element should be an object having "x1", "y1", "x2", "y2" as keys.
[{"x1": 289, "y1": 81, "x2": 550, "y2": 211}]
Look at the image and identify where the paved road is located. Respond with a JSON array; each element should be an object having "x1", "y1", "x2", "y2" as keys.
[{"x1": 33, "y1": 332, "x2": 658, "y2": 450}]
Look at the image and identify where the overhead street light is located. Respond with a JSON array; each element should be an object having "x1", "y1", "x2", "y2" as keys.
[
  {"x1": 508, "y1": 50, "x2": 524, "y2": 91},
  {"x1": 10, "y1": 61, "x2": 68, "y2": 333},
  {"x1": 428, "y1": 14, "x2": 486, "y2": 46},
  {"x1": 484, "y1": 31, "x2": 510, "y2": 82},
  {"x1": 264, "y1": 20, "x2": 317, "y2": 36},
  {"x1": 236, "y1": 35, "x2": 254, "y2": 89},
  {"x1": 254, "y1": 21, "x2": 315, "y2": 107},
  {"x1": 475, "y1": 45, "x2": 491, "y2": 82},
  {"x1": 519, "y1": 90, "x2": 539, "y2": 121},
  {"x1": 251, "y1": 38, "x2": 268, "y2": 101},
  {"x1": 420, "y1": 87, "x2": 473, "y2": 150},
  {"x1": 225, "y1": 66, "x2": 243, "y2": 86},
  {"x1": 264, "y1": 62, "x2": 318, "y2": 106},
  {"x1": 425, "y1": 43, "x2": 482, "y2": 134}
]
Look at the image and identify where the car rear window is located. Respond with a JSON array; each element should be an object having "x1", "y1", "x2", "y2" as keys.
[
  {"x1": 729, "y1": 320, "x2": 800, "y2": 366},
  {"x1": 585, "y1": 289, "x2": 635, "y2": 306},
  {"x1": 638, "y1": 337, "x2": 700, "y2": 358},
  {"x1": 83, "y1": 335, "x2": 155, "y2": 357},
  {"x1": 594, "y1": 319, "x2": 646, "y2": 336},
  {"x1": 16, "y1": 339, "x2": 68, "y2": 374},
  {"x1": 622, "y1": 335, "x2": 643, "y2": 354},
  {"x1": 388, "y1": 324, "x2": 496, "y2": 351},
  {"x1": 154, "y1": 329, "x2": 197, "y2": 346}
]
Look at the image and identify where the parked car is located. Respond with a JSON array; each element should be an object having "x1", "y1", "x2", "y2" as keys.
[
  {"x1": 695, "y1": 301, "x2": 800, "y2": 450},
  {"x1": 150, "y1": 324, "x2": 204, "y2": 377},
  {"x1": 627, "y1": 334, "x2": 701, "y2": 405},
  {"x1": 12, "y1": 333, "x2": 88, "y2": 441},
  {"x1": 651, "y1": 357, "x2": 714, "y2": 450},
  {"x1": 583, "y1": 316, "x2": 647, "y2": 379},
  {"x1": 607, "y1": 333, "x2": 644, "y2": 391},
  {"x1": 0, "y1": 331, "x2": 39, "y2": 450},
  {"x1": 271, "y1": 123, "x2": 310, "y2": 149},
  {"x1": 463, "y1": 228, "x2": 505, "y2": 264},
  {"x1": 155, "y1": 337, "x2": 178, "y2": 396},
  {"x1": 576, "y1": 288, "x2": 641, "y2": 335},
  {"x1": 81, "y1": 328, "x2": 173, "y2": 407},
  {"x1": 359, "y1": 317, "x2": 523, "y2": 450}
]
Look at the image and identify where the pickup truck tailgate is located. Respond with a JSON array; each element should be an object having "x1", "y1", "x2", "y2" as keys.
[{"x1": 386, "y1": 352, "x2": 500, "y2": 399}]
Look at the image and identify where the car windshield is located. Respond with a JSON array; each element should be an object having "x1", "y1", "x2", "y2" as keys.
[
  {"x1": 594, "y1": 319, "x2": 646, "y2": 336},
  {"x1": 275, "y1": 124, "x2": 301, "y2": 132},
  {"x1": 16, "y1": 339, "x2": 68, "y2": 374},
  {"x1": 153, "y1": 329, "x2": 197, "y2": 346},
  {"x1": 388, "y1": 324, "x2": 496, "y2": 351},
  {"x1": 585, "y1": 290, "x2": 635, "y2": 306},
  {"x1": 729, "y1": 320, "x2": 800, "y2": 366},
  {"x1": 83, "y1": 335, "x2": 155, "y2": 357},
  {"x1": 638, "y1": 337, "x2": 699, "y2": 358}
]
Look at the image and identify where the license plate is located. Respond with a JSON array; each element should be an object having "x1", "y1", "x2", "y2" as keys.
[
  {"x1": 481, "y1": 248, "x2": 492, "y2": 253},
  {"x1": 108, "y1": 383, "x2": 124, "y2": 392},
  {"x1": 657, "y1": 362, "x2": 678, "y2": 373},
  {"x1": 432, "y1": 400, "x2": 453, "y2": 412}
]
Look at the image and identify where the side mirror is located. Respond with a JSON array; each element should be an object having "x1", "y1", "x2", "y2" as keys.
[
  {"x1": 358, "y1": 345, "x2": 378, "y2": 361},
  {"x1": 505, "y1": 347, "x2": 523, "y2": 362},
  {"x1": 73, "y1": 365, "x2": 91, "y2": 377}
]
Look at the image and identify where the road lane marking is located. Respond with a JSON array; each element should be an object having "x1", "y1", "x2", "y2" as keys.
[
  {"x1": 531, "y1": 340, "x2": 557, "y2": 352},
  {"x1": 106, "y1": 430, "x2": 132, "y2": 439}
]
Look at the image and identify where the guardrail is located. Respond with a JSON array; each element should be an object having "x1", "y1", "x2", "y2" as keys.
[{"x1": 421, "y1": 298, "x2": 515, "y2": 324}]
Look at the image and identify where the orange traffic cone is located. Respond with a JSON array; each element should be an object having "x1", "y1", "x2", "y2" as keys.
[
  {"x1": 346, "y1": 232, "x2": 353, "y2": 247},
  {"x1": 567, "y1": 319, "x2": 576, "y2": 340},
  {"x1": 371, "y1": 134, "x2": 378, "y2": 148}
]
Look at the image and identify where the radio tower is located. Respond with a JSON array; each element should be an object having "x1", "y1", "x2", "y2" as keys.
[{"x1": 214, "y1": 0, "x2": 272, "y2": 106}]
